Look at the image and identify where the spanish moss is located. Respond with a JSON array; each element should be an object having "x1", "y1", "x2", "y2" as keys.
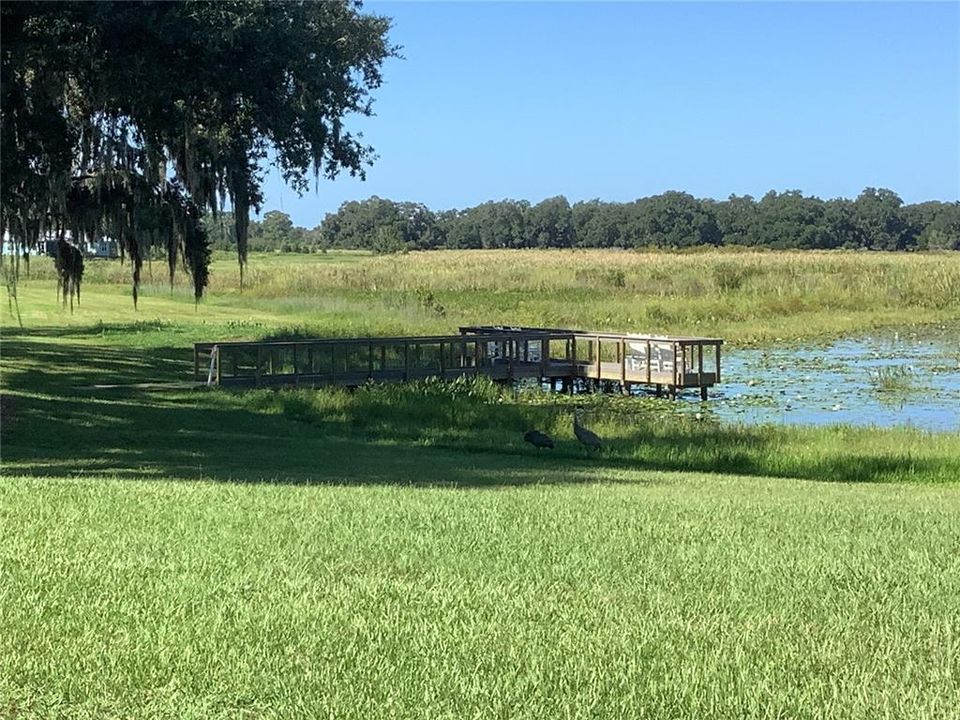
[{"x1": 1, "y1": 1, "x2": 396, "y2": 309}]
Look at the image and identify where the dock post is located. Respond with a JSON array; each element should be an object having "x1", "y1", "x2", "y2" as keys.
[
  {"x1": 595, "y1": 336, "x2": 601, "y2": 381},
  {"x1": 656, "y1": 383, "x2": 662, "y2": 398},
  {"x1": 715, "y1": 342, "x2": 721, "y2": 383},
  {"x1": 701, "y1": 386, "x2": 708, "y2": 401},
  {"x1": 619, "y1": 338, "x2": 626, "y2": 387},
  {"x1": 539, "y1": 338, "x2": 547, "y2": 382},
  {"x1": 646, "y1": 340, "x2": 652, "y2": 385},
  {"x1": 698, "y1": 344, "x2": 704, "y2": 387}
]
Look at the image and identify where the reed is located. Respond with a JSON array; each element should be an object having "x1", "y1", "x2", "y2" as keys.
[{"x1": 11, "y1": 249, "x2": 960, "y2": 345}]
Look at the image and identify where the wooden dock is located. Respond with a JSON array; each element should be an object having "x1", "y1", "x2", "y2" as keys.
[{"x1": 194, "y1": 326, "x2": 722, "y2": 399}]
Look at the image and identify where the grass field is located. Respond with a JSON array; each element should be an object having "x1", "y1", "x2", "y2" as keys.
[
  {"x1": 2, "y1": 249, "x2": 959, "y2": 718},
  {"x1": 8, "y1": 248, "x2": 960, "y2": 344}
]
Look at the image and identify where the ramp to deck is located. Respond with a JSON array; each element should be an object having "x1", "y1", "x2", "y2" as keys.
[{"x1": 195, "y1": 326, "x2": 722, "y2": 398}]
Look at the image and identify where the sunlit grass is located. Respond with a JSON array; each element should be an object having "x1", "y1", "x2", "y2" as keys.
[
  {"x1": 2, "y1": 249, "x2": 959, "y2": 718},
  {"x1": 8, "y1": 249, "x2": 960, "y2": 345},
  {"x1": 2, "y1": 475, "x2": 958, "y2": 719}
]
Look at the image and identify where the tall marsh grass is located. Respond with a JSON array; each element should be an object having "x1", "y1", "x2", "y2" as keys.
[
  {"x1": 870, "y1": 365, "x2": 925, "y2": 395},
  {"x1": 11, "y1": 249, "x2": 960, "y2": 344}
]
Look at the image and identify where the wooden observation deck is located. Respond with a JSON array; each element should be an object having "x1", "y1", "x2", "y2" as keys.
[{"x1": 194, "y1": 326, "x2": 722, "y2": 399}]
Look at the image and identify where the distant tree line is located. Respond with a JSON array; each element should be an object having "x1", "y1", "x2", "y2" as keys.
[{"x1": 207, "y1": 188, "x2": 960, "y2": 254}]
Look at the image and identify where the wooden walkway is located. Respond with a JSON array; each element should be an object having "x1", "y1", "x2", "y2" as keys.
[{"x1": 194, "y1": 326, "x2": 722, "y2": 399}]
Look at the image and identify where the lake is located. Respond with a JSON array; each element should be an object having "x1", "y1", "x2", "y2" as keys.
[{"x1": 691, "y1": 326, "x2": 960, "y2": 431}]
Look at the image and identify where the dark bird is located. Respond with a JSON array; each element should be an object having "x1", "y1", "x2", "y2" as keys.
[
  {"x1": 523, "y1": 429, "x2": 555, "y2": 450},
  {"x1": 573, "y1": 408, "x2": 602, "y2": 451}
]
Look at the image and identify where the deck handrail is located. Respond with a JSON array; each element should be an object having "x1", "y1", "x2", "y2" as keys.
[
  {"x1": 195, "y1": 325, "x2": 723, "y2": 396},
  {"x1": 461, "y1": 325, "x2": 723, "y2": 344},
  {"x1": 194, "y1": 331, "x2": 575, "y2": 353}
]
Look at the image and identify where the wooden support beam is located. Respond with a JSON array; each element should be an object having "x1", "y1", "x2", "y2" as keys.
[
  {"x1": 646, "y1": 340, "x2": 652, "y2": 385},
  {"x1": 698, "y1": 343, "x2": 703, "y2": 387},
  {"x1": 676, "y1": 342, "x2": 684, "y2": 387},
  {"x1": 595, "y1": 336, "x2": 601, "y2": 380},
  {"x1": 715, "y1": 342, "x2": 721, "y2": 383},
  {"x1": 619, "y1": 338, "x2": 626, "y2": 386}
]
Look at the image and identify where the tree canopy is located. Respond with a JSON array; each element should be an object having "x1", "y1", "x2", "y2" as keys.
[
  {"x1": 315, "y1": 190, "x2": 959, "y2": 253},
  {"x1": 1, "y1": 0, "x2": 396, "y2": 304}
]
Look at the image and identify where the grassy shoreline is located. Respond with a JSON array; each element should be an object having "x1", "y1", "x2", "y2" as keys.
[{"x1": 2, "y1": 250, "x2": 958, "y2": 487}]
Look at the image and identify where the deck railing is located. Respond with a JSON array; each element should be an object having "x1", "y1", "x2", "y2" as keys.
[{"x1": 195, "y1": 327, "x2": 722, "y2": 397}]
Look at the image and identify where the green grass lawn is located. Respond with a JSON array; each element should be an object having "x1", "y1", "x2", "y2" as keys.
[
  {"x1": 2, "y1": 250, "x2": 959, "y2": 718},
  {"x1": 3, "y1": 475, "x2": 958, "y2": 719}
]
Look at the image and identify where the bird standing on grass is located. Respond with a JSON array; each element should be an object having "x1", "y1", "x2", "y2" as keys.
[
  {"x1": 573, "y1": 407, "x2": 602, "y2": 452},
  {"x1": 523, "y1": 429, "x2": 555, "y2": 450}
]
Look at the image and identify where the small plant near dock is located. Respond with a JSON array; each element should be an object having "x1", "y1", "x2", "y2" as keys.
[
  {"x1": 414, "y1": 287, "x2": 446, "y2": 317},
  {"x1": 870, "y1": 365, "x2": 921, "y2": 394},
  {"x1": 711, "y1": 261, "x2": 757, "y2": 292}
]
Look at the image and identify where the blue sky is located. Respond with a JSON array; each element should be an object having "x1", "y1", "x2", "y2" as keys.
[{"x1": 260, "y1": 1, "x2": 959, "y2": 228}]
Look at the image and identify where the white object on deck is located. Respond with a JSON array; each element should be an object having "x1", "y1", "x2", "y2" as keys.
[{"x1": 207, "y1": 345, "x2": 220, "y2": 386}]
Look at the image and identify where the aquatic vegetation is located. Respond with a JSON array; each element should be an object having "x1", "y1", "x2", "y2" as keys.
[{"x1": 870, "y1": 365, "x2": 921, "y2": 394}]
